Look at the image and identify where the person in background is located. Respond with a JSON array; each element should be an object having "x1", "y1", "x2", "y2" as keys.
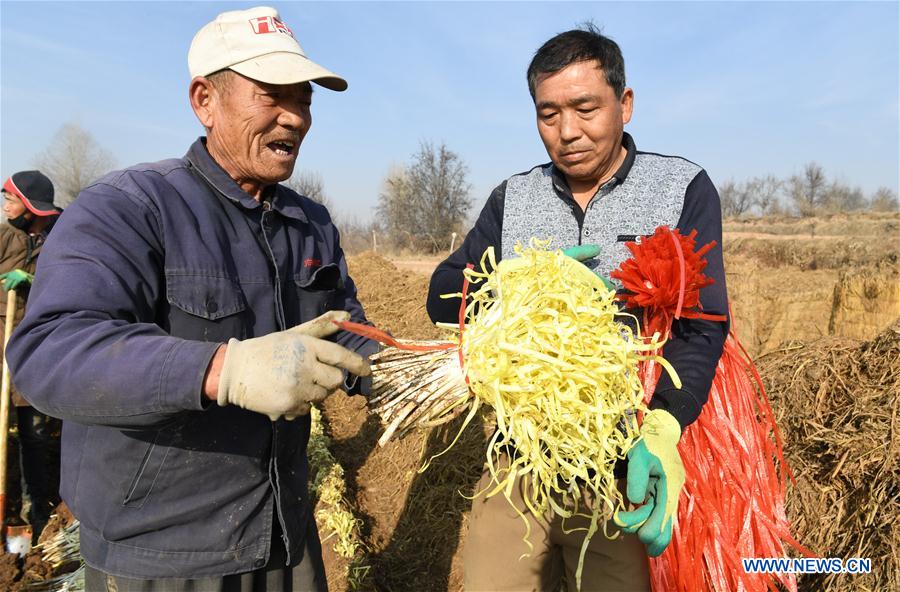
[{"x1": 1, "y1": 170, "x2": 61, "y2": 542}]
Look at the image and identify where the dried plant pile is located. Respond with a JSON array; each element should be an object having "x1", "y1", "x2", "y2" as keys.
[{"x1": 759, "y1": 322, "x2": 900, "y2": 592}]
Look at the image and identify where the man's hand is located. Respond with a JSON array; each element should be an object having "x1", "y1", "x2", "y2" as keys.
[
  {"x1": 216, "y1": 310, "x2": 371, "y2": 421},
  {"x1": 561, "y1": 244, "x2": 614, "y2": 291},
  {"x1": 0, "y1": 269, "x2": 34, "y2": 291},
  {"x1": 614, "y1": 409, "x2": 685, "y2": 557}
]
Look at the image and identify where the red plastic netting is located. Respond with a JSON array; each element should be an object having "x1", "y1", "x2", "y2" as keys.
[{"x1": 614, "y1": 227, "x2": 814, "y2": 592}]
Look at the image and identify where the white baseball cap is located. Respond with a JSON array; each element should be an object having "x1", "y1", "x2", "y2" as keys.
[{"x1": 188, "y1": 6, "x2": 347, "y2": 91}]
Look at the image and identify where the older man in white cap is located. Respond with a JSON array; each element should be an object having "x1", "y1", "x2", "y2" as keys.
[{"x1": 6, "y1": 6, "x2": 377, "y2": 590}]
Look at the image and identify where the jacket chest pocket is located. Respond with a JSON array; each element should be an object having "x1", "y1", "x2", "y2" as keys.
[
  {"x1": 165, "y1": 273, "x2": 247, "y2": 342},
  {"x1": 294, "y1": 264, "x2": 343, "y2": 323}
]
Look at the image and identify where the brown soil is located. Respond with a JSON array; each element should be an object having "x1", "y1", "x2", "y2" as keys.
[
  {"x1": 315, "y1": 254, "x2": 486, "y2": 591},
  {"x1": 0, "y1": 502, "x2": 75, "y2": 590},
  {"x1": 388, "y1": 258, "x2": 445, "y2": 277}
]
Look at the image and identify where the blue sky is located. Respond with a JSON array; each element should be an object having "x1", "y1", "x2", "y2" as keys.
[{"x1": 2, "y1": 1, "x2": 898, "y2": 221}]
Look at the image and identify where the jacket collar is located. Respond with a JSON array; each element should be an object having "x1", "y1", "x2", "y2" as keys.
[
  {"x1": 184, "y1": 138, "x2": 308, "y2": 223},
  {"x1": 549, "y1": 131, "x2": 637, "y2": 196}
]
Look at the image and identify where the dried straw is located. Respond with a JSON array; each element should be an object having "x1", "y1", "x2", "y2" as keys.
[{"x1": 759, "y1": 321, "x2": 900, "y2": 591}]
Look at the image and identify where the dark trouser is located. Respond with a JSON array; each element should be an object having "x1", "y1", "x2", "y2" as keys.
[
  {"x1": 463, "y1": 460, "x2": 650, "y2": 592},
  {"x1": 17, "y1": 406, "x2": 54, "y2": 524},
  {"x1": 84, "y1": 511, "x2": 328, "y2": 592}
]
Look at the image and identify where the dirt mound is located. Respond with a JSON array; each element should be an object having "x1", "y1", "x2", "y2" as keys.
[
  {"x1": 759, "y1": 323, "x2": 900, "y2": 591},
  {"x1": 348, "y1": 251, "x2": 444, "y2": 341},
  {"x1": 724, "y1": 252, "x2": 899, "y2": 356},
  {"x1": 726, "y1": 256, "x2": 837, "y2": 355}
]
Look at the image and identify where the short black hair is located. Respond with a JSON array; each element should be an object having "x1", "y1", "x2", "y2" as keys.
[{"x1": 527, "y1": 23, "x2": 626, "y2": 100}]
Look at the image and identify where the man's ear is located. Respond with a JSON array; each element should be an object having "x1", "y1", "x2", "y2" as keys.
[
  {"x1": 621, "y1": 87, "x2": 634, "y2": 126},
  {"x1": 189, "y1": 76, "x2": 216, "y2": 129}
]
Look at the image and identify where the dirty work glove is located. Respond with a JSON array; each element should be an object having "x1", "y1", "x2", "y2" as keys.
[
  {"x1": 217, "y1": 310, "x2": 371, "y2": 421},
  {"x1": 0, "y1": 269, "x2": 33, "y2": 291},
  {"x1": 614, "y1": 409, "x2": 685, "y2": 557},
  {"x1": 561, "y1": 244, "x2": 615, "y2": 291}
]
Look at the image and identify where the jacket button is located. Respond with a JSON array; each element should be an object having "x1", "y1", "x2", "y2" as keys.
[
  {"x1": 206, "y1": 298, "x2": 218, "y2": 314},
  {"x1": 254, "y1": 557, "x2": 266, "y2": 568}
]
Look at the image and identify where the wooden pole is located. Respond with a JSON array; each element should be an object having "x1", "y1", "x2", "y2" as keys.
[
  {"x1": 0, "y1": 290, "x2": 17, "y2": 537},
  {"x1": 372, "y1": 230, "x2": 378, "y2": 253}
]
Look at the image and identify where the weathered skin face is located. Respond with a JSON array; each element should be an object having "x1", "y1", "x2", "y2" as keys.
[
  {"x1": 191, "y1": 72, "x2": 313, "y2": 200},
  {"x1": 534, "y1": 60, "x2": 633, "y2": 199}
]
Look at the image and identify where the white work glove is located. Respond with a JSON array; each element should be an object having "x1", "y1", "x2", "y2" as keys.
[{"x1": 217, "y1": 310, "x2": 370, "y2": 420}]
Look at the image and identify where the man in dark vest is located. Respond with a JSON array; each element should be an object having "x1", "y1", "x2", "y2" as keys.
[{"x1": 427, "y1": 25, "x2": 729, "y2": 591}]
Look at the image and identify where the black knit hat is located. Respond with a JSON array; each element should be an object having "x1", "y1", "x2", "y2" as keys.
[{"x1": 3, "y1": 170, "x2": 59, "y2": 216}]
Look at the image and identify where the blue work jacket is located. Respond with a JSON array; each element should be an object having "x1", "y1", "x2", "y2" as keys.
[{"x1": 6, "y1": 138, "x2": 377, "y2": 577}]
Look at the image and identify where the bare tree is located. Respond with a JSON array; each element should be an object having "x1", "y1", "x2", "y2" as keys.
[
  {"x1": 788, "y1": 162, "x2": 827, "y2": 216},
  {"x1": 377, "y1": 142, "x2": 472, "y2": 252},
  {"x1": 335, "y1": 213, "x2": 381, "y2": 254},
  {"x1": 33, "y1": 123, "x2": 116, "y2": 208},
  {"x1": 746, "y1": 175, "x2": 783, "y2": 216},
  {"x1": 870, "y1": 187, "x2": 898, "y2": 212},
  {"x1": 718, "y1": 180, "x2": 739, "y2": 218},
  {"x1": 377, "y1": 164, "x2": 416, "y2": 245},
  {"x1": 822, "y1": 180, "x2": 866, "y2": 213},
  {"x1": 719, "y1": 179, "x2": 754, "y2": 218}
]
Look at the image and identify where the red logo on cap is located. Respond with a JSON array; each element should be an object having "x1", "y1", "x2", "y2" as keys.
[{"x1": 249, "y1": 16, "x2": 294, "y2": 37}]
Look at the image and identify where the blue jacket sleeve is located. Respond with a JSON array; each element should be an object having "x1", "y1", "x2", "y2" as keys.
[
  {"x1": 649, "y1": 170, "x2": 730, "y2": 429},
  {"x1": 5, "y1": 179, "x2": 220, "y2": 428},
  {"x1": 427, "y1": 183, "x2": 506, "y2": 324}
]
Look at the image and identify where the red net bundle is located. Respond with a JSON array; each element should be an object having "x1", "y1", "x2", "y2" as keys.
[{"x1": 611, "y1": 226, "x2": 814, "y2": 592}]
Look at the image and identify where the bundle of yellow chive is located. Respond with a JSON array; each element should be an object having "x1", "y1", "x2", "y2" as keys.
[
  {"x1": 368, "y1": 240, "x2": 677, "y2": 588},
  {"x1": 445, "y1": 241, "x2": 675, "y2": 587}
]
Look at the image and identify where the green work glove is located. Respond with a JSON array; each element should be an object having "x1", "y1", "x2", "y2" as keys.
[
  {"x1": 561, "y1": 244, "x2": 615, "y2": 291},
  {"x1": 0, "y1": 269, "x2": 34, "y2": 291},
  {"x1": 614, "y1": 409, "x2": 685, "y2": 557}
]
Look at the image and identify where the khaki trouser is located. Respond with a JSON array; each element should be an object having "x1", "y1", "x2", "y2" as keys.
[{"x1": 463, "y1": 461, "x2": 650, "y2": 592}]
